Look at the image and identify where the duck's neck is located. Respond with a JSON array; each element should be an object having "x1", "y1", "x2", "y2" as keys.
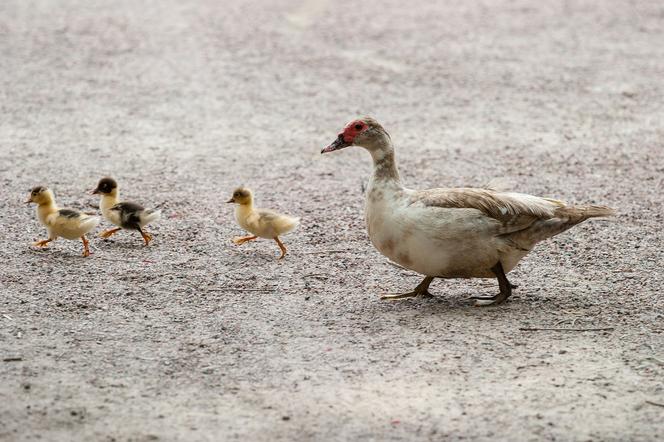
[
  {"x1": 236, "y1": 202, "x2": 255, "y2": 218},
  {"x1": 100, "y1": 192, "x2": 120, "y2": 212},
  {"x1": 369, "y1": 141, "x2": 401, "y2": 188},
  {"x1": 37, "y1": 201, "x2": 57, "y2": 223}
]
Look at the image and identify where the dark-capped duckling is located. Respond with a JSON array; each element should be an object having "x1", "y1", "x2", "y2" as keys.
[{"x1": 91, "y1": 177, "x2": 161, "y2": 246}]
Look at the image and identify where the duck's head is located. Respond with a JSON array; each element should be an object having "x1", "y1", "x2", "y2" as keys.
[
  {"x1": 227, "y1": 187, "x2": 253, "y2": 205},
  {"x1": 25, "y1": 186, "x2": 54, "y2": 205},
  {"x1": 321, "y1": 117, "x2": 391, "y2": 154},
  {"x1": 92, "y1": 177, "x2": 118, "y2": 196}
]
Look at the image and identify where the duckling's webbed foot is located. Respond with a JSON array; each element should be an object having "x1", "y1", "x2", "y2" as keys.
[
  {"x1": 274, "y1": 237, "x2": 287, "y2": 260},
  {"x1": 99, "y1": 227, "x2": 121, "y2": 239},
  {"x1": 81, "y1": 236, "x2": 91, "y2": 257},
  {"x1": 472, "y1": 262, "x2": 512, "y2": 306},
  {"x1": 232, "y1": 235, "x2": 257, "y2": 245},
  {"x1": 32, "y1": 239, "x2": 52, "y2": 248},
  {"x1": 381, "y1": 276, "x2": 435, "y2": 301},
  {"x1": 138, "y1": 228, "x2": 153, "y2": 246}
]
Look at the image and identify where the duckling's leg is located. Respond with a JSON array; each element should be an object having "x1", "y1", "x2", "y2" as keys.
[
  {"x1": 138, "y1": 228, "x2": 153, "y2": 246},
  {"x1": 274, "y1": 237, "x2": 287, "y2": 260},
  {"x1": 32, "y1": 239, "x2": 53, "y2": 248},
  {"x1": 381, "y1": 276, "x2": 435, "y2": 300},
  {"x1": 81, "y1": 236, "x2": 91, "y2": 257},
  {"x1": 99, "y1": 227, "x2": 122, "y2": 239},
  {"x1": 471, "y1": 262, "x2": 512, "y2": 306},
  {"x1": 232, "y1": 235, "x2": 257, "y2": 245}
]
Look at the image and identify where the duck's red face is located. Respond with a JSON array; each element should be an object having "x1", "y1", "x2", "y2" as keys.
[{"x1": 321, "y1": 120, "x2": 368, "y2": 153}]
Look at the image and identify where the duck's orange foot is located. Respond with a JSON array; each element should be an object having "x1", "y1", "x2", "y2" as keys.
[
  {"x1": 140, "y1": 231, "x2": 153, "y2": 246},
  {"x1": 32, "y1": 239, "x2": 51, "y2": 248},
  {"x1": 99, "y1": 228, "x2": 121, "y2": 239},
  {"x1": 233, "y1": 235, "x2": 257, "y2": 245},
  {"x1": 81, "y1": 236, "x2": 91, "y2": 257},
  {"x1": 274, "y1": 237, "x2": 287, "y2": 260}
]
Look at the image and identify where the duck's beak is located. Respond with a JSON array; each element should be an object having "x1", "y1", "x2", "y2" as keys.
[
  {"x1": 24, "y1": 198, "x2": 32, "y2": 204},
  {"x1": 321, "y1": 134, "x2": 351, "y2": 154},
  {"x1": 90, "y1": 188, "x2": 100, "y2": 195},
  {"x1": 226, "y1": 198, "x2": 235, "y2": 203}
]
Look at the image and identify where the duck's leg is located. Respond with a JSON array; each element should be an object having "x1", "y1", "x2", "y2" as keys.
[
  {"x1": 81, "y1": 236, "x2": 91, "y2": 257},
  {"x1": 138, "y1": 227, "x2": 153, "y2": 246},
  {"x1": 381, "y1": 276, "x2": 435, "y2": 300},
  {"x1": 32, "y1": 239, "x2": 52, "y2": 248},
  {"x1": 99, "y1": 227, "x2": 122, "y2": 239},
  {"x1": 232, "y1": 235, "x2": 258, "y2": 245},
  {"x1": 471, "y1": 262, "x2": 512, "y2": 306},
  {"x1": 274, "y1": 237, "x2": 287, "y2": 260}
]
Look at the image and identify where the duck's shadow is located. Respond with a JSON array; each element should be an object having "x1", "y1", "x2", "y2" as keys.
[
  {"x1": 368, "y1": 293, "x2": 525, "y2": 316},
  {"x1": 26, "y1": 247, "x2": 89, "y2": 263},
  {"x1": 94, "y1": 238, "x2": 150, "y2": 251}
]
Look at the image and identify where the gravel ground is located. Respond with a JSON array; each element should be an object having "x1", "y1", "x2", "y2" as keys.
[{"x1": 1, "y1": 0, "x2": 663, "y2": 440}]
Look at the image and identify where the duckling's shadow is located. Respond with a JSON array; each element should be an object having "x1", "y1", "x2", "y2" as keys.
[
  {"x1": 26, "y1": 247, "x2": 88, "y2": 262},
  {"x1": 229, "y1": 247, "x2": 284, "y2": 264},
  {"x1": 95, "y1": 238, "x2": 150, "y2": 251}
]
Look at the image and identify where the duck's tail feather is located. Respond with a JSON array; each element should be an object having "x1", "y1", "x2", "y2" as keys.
[
  {"x1": 503, "y1": 204, "x2": 615, "y2": 250},
  {"x1": 80, "y1": 216, "x2": 101, "y2": 233},
  {"x1": 277, "y1": 216, "x2": 300, "y2": 235},
  {"x1": 558, "y1": 205, "x2": 616, "y2": 220},
  {"x1": 141, "y1": 209, "x2": 162, "y2": 225}
]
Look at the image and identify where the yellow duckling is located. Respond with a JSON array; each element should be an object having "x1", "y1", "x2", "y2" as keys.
[
  {"x1": 26, "y1": 186, "x2": 100, "y2": 257},
  {"x1": 227, "y1": 187, "x2": 299, "y2": 259}
]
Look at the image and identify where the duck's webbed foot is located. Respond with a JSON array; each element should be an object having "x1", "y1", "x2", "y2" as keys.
[
  {"x1": 232, "y1": 235, "x2": 257, "y2": 245},
  {"x1": 138, "y1": 228, "x2": 153, "y2": 246},
  {"x1": 32, "y1": 239, "x2": 52, "y2": 248},
  {"x1": 99, "y1": 227, "x2": 121, "y2": 239},
  {"x1": 381, "y1": 276, "x2": 435, "y2": 301},
  {"x1": 81, "y1": 236, "x2": 91, "y2": 257},
  {"x1": 274, "y1": 237, "x2": 287, "y2": 260},
  {"x1": 472, "y1": 262, "x2": 513, "y2": 306}
]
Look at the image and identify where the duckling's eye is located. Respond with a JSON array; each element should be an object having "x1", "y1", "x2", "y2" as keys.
[{"x1": 354, "y1": 124, "x2": 363, "y2": 131}]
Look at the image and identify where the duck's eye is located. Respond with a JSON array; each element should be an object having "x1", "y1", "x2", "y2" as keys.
[{"x1": 354, "y1": 124, "x2": 363, "y2": 131}]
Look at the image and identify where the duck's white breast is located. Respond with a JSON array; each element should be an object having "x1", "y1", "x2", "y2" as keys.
[
  {"x1": 100, "y1": 197, "x2": 122, "y2": 226},
  {"x1": 365, "y1": 186, "x2": 511, "y2": 278}
]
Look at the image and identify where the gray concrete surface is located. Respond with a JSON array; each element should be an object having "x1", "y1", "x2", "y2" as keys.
[{"x1": 1, "y1": 0, "x2": 663, "y2": 440}]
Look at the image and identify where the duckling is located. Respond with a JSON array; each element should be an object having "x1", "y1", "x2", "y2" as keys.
[
  {"x1": 227, "y1": 187, "x2": 299, "y2": 259},
  {"x1": 91, "y1": 177, "x2": 161, "y2": 246},
  {"x1": 26, "y1": 186, "x2": 100, "y2": 257}
]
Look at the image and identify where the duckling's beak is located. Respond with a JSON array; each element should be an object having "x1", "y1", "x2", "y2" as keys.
[
  {"x1": 226, "y1": 198, "x2": 235, "y2": 203},
  {"x1": 24, "y1": 198, "x2": 32, "y2": 204},
  {"x1": 321, "y1": 134, "x2": 352, "y2": 154},
  {"x1": 90, "y1": 188, "x2": 100, "y2": 195}
]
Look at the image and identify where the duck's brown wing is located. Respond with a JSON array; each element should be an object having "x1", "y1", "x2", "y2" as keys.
[
  {"x1": 409, "y1": 187, "x2": 613, "y2": 249},
  {"x1": 410, "y1": 187, "x2": 562, "y2": 223}
]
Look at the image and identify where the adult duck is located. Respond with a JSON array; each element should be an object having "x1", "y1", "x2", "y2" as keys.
[{"x1": 321, "y1": 117, "x2": 614, "y2": 305}]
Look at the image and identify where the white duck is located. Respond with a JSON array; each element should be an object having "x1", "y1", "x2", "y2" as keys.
[
  {"x1": 26, "y1": 186, "x2": 100, "y2": 257},
  {"x1": 321, "y1": 117, "x2": 615, "y2": 305}
]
